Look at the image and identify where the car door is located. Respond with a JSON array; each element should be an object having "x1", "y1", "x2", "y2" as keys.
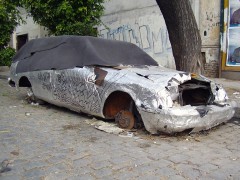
[{"x1": 51, "y1": 67, "x2": 102, "y2": 116}]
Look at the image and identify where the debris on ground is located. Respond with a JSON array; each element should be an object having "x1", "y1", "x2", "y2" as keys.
[
  {"x1": 25, "y1": 112, "x2": 31, "y2": 116},
  {"x1": 233, "y1": 92, "x2": 240, "y2": 99},
  {"x1": 9, "y1": 106, "x2": 17, "y2": 109},
  {"x1": 10, "y1": 150, "x2": 19, "y2": 156},
  {"x1": 85, "y1": 118, "x2": 124, "y2": 134},
  {"x1": 119, "y1": 132, "x2": 134, "y2": 138},
  {"x1": 31, "y1": 102, "x2": 39, "y2": 106},
  {"x1": 0, "y1": 130, "x2": 10, "y2": 134},
  {"x1": 62, "y1": 124, "x2": 81, "y2": 131},
  {"x1": 0, "y1": 159, "x2": 12, "y2": 173}
]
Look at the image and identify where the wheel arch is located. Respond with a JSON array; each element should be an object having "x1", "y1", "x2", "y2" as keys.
[
  {"x1": 18, "y1": 76, "x2": 32, "y2": 87},
  {"x1": 103, "y1": 90, "x2": 136, "y2": 119}
]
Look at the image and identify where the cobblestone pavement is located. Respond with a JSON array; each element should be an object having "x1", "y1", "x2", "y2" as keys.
[{"x1": 0, "y1": 78, "x2": 240, "y2": 180}]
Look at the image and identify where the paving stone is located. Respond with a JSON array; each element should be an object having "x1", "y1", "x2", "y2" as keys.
[
  {"x1": 0, "y1": 79, "x2": 239, "y2": 179},
  {"x1": 155, "y1": 167, "x2": 178, "y2": 177},
  {"x1": 111, "y1": 168, "x2": 138, "y2": 180},
  {"x1": 23, "y1": 168, "x2": 46, "y2": 179},
  {"x1": 174, "y1": 164, "x2": 201, "y2": 179},
  {"x1": 110, "y1": 155, "x2": 133, "y2": 165},
  {"x1": 23, "y1": 160, "x2": 49, "y2": 171},
  {"x1": 73, "y1": 158, "x2": 91, "y2": 168},
  {"x1": 74, "y1": 166, "x2": 92, "y2": 176},
  {"x1": 69, "y1": 151, "x2": 91, "y2": 161},
  {"x1": 137, "y1": 174, "x2": 165, "y2": 180},
  {"x1": 187, "y1": 156, "x2": 211, "y2": 165},
  {"x1": 110, "y1": 162, "x2": 133, "y2": 171},
  {"x1": 43, "y1": 162, "x2": 71, "y2": 175},
  {"x1": 92, "y1": 167, "x2": 113, "y2": 178},
  {"x1": 0, "y1": 175, "x2": 21, "y2": 180},
  {"x1": 71, "y1": 173, "x2": 95, "y2": 180},
  {"x1": 168, "y1": 175, "x2": 186, "y2": 180},
  {"x1": 44, "y1": 171, "x2": 70, "y2": 180},
  {"x1": 198, "y1": 163, "x2": 219, "y2": 173},
  {"x1": 45, "y1": 154, "x2": 67, "y2": 164},
  {"x1": 90, "y1": 160, "x2": 112, "y2": 170},
  {"x1": 131, "y1": 156, "x2": 153, "y2": 166},
  {"x1": 168, "y1": 154, "x2": 190, "y2": 164},
  {"x1": 90, "y1": 153, "x2": 111, "y2": 162},
  {"x1": 11, "y1": 162, "x2": 28, "y2": 174},
  {"x1": 206, "y1": 170, "x2": 232, "y2": 180},
  {"x1": 135, "y1": 163, "x2": 158, "y2": 174}
]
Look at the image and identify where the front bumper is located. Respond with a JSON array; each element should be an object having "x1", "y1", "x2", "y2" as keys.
[{"x1": 138, "y1": 104, "x2": 235, "y2": 134}]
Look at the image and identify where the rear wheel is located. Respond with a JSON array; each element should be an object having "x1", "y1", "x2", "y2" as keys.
[{"x1": 115, "y1": 110, "x2": 135, "y2": 129}]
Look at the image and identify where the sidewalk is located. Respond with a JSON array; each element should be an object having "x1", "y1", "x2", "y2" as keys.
[
  {"x1": 0, "y1": 66, "x2": 9, "y2": 80},
  {"x1": 212, "y1": 78, "x2": 240, "y2": 118}
]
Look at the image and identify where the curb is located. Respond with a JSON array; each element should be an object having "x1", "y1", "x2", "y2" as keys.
[
  {"x1": 0, "y1": 75, "x2": 8, "y2": 80},
  {"x1": 0, "y1": 66, "x2": 9, "y2": 72}
]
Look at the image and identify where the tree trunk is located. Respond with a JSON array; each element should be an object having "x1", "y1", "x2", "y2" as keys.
[{"x1": 156, "y1": 0, "x2": 203, "y2": 74}]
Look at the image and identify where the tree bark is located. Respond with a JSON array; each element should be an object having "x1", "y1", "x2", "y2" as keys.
[{"x1": 156, "y1": 0, "x2": 203, "y2": 74}]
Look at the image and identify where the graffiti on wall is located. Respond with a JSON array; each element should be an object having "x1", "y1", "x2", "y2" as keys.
[
  {"x1": 99, "y1": 23, "x2": 171, "y2": 55},
  {"x1": 98, "y1": 14, "x2": 176, "y2": 68},
  {"x1": 201, "y1": 7, "x2": 221, "y2": 45}
]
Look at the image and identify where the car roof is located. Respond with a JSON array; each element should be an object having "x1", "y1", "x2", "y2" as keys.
[{"x1": 13, "y1": 35, "x2": 158, "y2": 73}]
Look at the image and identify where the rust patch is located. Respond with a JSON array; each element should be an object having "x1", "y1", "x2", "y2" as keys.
[
  {"x1": 94, "y1": 67, "x2": 108, "y2": 86},
  {"x1": 115, "y1": 110, "x2": 135, "y2": 129},
  {"x1": 103, "y1": 91, "x2": 132, "y2": 119}
]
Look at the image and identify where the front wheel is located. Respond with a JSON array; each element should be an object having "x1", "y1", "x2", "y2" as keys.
[{"x1": 115, "y1": 110, "x2": 135, "y2": 129}]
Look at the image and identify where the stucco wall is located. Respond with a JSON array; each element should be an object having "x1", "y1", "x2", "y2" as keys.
[
  {"x1": 99, "y1": 0, "x2": 175, "y2": 68},
  {"x1": 12, "y1": 8, "x2": 48, "y2": 49},
  {"x1": 99, "y1": 0, "x2": 221, "y2": 75},
  {"x1": 200, "y1": 0, "x2": 221, "y2": 47},
  {"x1": 199, "y1": 0, "x2": 221, "y2": 77},
  {"x1": 12, "y1": 1, "x2": 223, "y2": 77}
]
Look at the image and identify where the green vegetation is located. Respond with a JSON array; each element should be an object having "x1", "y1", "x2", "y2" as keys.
[
  {"x1": 0, "y1": 0, "x2": 21, "y2": 49},
  {"x1": 0, "y1": 0, "x2": 105, "y2": 65},
  {"x1": 0, "y1": 0, "x2": 21, "y2": 66},
  {"x1": 20, "y1": 0, "x2": 105, "y2": 36},
  {"x1": 0, "y1": 47, "x2": 16, "y2": 66}
]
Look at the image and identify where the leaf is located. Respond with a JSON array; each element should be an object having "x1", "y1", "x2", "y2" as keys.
[{"x1": 20, "y1": 0, "x2": 105, "y2": 36}]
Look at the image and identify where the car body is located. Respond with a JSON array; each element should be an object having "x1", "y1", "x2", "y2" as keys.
[{"x1": 9, "y1": 36, "x2": 235, "y2": 134}]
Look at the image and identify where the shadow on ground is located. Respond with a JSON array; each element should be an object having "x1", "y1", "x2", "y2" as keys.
[{"x1": 227, "y1": 117, "x2": 240, "y2": 126}]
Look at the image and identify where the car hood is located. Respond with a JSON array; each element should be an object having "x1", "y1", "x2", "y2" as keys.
[
  {"x1": 116, "y1": 65, "x2": 228, "y2": 109},
  {"x1": 121, "y1": 66, "x2": 192, "y2": 85}
]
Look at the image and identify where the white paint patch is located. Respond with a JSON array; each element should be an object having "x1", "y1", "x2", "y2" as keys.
[{"x1": 85, "y1": 118, "x2": 124, "y2": 134}]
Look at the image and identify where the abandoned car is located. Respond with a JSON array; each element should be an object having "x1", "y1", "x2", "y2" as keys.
[{"x1": 9, "y1": 36, "x2": 235, "y2": 134}]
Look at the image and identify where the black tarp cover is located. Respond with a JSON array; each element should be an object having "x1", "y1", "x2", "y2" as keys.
[{"x1": 13, "y1": 36, "x2": 158, "y2": 73}]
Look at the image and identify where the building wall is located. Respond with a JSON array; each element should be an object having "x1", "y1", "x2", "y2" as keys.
[
  {"x1": 199, "y1": 0, "x2": 221, "y2": 77},
  {"x1": 98, "y1": 0, "x2": 175, "y2": 68},
  {"x1": 12, "y1": 8, "x2": 48, "y2": 49},
  {"x1": 99, "y1": 0, "x2": 222, "y2": 77},
  {"x1": 12, "y1": 1, "x2": 223, "y2": 78}
]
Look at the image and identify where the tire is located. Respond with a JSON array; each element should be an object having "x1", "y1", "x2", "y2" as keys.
[{"x1": 115, "y1": 110, "x2": 135, "y2": 129}]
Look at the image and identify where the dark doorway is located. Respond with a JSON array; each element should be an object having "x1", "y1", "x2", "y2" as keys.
[{"x1": 17, "y1": 34, "x2": 28, "y2": 51}]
